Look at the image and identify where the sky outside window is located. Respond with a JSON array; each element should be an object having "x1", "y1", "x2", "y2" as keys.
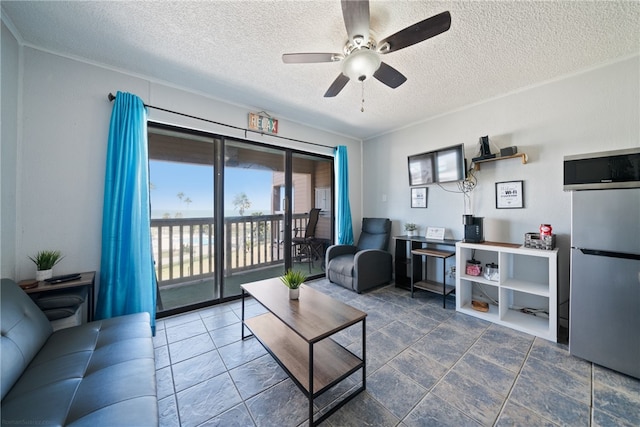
[{"x1": 149, "y1": 160, "x2": 272, "y2": 218}]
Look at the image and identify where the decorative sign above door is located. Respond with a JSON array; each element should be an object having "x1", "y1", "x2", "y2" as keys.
[{"x1": 249, "y1": 112, "x2": 278, "y2": 134}]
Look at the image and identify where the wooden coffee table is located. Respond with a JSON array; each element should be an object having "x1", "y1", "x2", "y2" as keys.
[{"x1": 241, "y1": 278, "x2": 366, "y2": 426}]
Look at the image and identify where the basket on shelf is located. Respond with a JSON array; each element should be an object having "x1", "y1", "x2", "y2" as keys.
[{"x1": 524, "y1": 232, "x2": 556, "y2": 250}]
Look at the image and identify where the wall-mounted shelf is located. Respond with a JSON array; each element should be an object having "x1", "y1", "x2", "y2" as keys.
[{"x1": 473, "y1": 153, "x2": 527, "y2": 170}]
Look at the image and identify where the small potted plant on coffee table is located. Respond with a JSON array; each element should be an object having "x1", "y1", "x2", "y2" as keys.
[
  {"x1": 280, "y1": 268, "x2": 307, "y2": 300},
  {"x1": 29, "y1": 250, "x2": 63, "y2": 281}
]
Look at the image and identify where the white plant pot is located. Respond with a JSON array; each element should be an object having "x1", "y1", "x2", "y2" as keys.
[
  {"x1": 36, "y1": 269, "x2": 53, "y2": 281},
  {"x1": 407, "y1": 230, "x2": 416, "y2": 237},
  {"x1": 289, "y1": 287, "x2": 300, "y2": 300}
]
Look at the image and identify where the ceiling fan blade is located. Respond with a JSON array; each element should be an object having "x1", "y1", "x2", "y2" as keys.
[
  {"x1": 378, "y1": 11, "x2": 451, "y2": 54},
  {"x1": 282, "y1": 53, "x2": 342, "y2": 64},
  {"x1": 373, "y1": 62, "x2": 407, "y2": 89},
  {"x1": 324, "y1": 74, "x2": 350, "y2": 97},
  {"x1": 341, "y1": 0, "x2": 370, "y2": 42}
]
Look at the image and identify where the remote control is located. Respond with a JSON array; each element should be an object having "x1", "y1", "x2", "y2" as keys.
[{"x1": 45, "y1": 273, "x2": 81, "y2": 284}]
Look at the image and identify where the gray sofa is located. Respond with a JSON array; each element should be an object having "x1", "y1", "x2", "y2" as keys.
[
  {"x1": 1, "y1": 278, "x2": 158, "y2": 426},
  {"x1": 326, "y1": 218, "x2": 393, "y2": 293}
]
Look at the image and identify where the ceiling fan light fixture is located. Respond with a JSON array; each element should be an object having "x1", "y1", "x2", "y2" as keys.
[{"x1": 341, "y1": 48, "x2": 381, "y2": 81}]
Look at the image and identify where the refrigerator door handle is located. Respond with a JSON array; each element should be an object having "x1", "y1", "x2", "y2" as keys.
[{"x1": 579, "y1": 248, "x2": 640, "y2": 261}]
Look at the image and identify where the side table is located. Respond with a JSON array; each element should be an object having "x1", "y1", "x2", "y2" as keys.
[
  {"x1": 393, "y1": 236, "x2": 458, "y2": 288},
  {"x1": 22, "y1": 271, "x2": 96, "y2": 322},
  {"x1": 410, "y1": 248, "x2": 455, "y2": 308}
]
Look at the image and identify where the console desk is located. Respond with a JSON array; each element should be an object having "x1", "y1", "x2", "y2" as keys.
[{"x1": 394, "y1": 236, "x2": 458, "y2": 306}]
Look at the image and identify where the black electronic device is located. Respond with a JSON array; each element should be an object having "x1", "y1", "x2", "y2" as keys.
[
  {"x1": 480, "y1": 136, "x2": 492, "y2": 157},
  {"x1": 408, "y1": 143, "x2": 466, "y2": 186},
  {"x1": 463, "y1": 216, "x2": 484, "y2": 243},
  {"x1": 471, "y1": 135, "x2": 496, "y2": 162},
  {"x1": 564, "y1": 147, "x2": 640, "y2": 191},
  {"x1": 500, "y1": 146, "x2": 518, "y2": 157},
  {"x1": 45, "y1": 273, "x2": 81, "y2": 284}
]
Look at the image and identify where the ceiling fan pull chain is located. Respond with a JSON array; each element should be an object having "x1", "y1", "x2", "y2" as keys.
[{"x1": 361, "y1": 80, "x2": 365, "y2": 112}]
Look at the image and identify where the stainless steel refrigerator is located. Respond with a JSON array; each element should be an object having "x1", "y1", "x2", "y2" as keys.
[{"x1": 569, "y1": 188, "x2": 640, "y2": 379}]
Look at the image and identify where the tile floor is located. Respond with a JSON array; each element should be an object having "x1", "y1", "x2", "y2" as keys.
[{"x1": 154, "y1": 279, "x2": 640, "y2": 426}]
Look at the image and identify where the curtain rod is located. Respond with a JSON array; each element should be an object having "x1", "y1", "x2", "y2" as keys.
[{"x1": 107, "y1": 93, "x2": 336, "y2": 150}]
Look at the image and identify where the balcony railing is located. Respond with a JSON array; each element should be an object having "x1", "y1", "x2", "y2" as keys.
[{"x1": 151, "y1": 214, "x2": 311, "y2": 287}]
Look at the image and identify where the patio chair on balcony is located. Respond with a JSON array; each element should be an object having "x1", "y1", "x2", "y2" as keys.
[{"x1": 292, "y1": 208, "x2": 321, "y2": 272}]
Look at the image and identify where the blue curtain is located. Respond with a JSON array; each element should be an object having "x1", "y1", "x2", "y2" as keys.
[
  {"x1": 335, "y1": 145, "x2": 354, "y2": 245},
  {"x1": 96, "y1": 91, "x2": 156, "y2": 333}
]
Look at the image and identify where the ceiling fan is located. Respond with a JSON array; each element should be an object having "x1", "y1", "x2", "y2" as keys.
[{"x1": 282, "y1": 0, "x2": 451, "y2": 98}]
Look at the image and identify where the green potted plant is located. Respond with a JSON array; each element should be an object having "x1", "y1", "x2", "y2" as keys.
[
  {"x1": 280, "y1": 268, "x2": 307, "y2": 300},
  {"x1": 404, "y1": 222, "x2": 418, "y2": 237},
  {"x1": 29, "y1": 250, "x2": 63, "y2": 281}
]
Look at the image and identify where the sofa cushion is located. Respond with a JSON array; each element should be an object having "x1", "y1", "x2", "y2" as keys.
[
  {"x1": 1, "y1": 312, "x2": 157, "y2": 426},
  {"x1": 1, "y1": 278, "x2": 53, "y2": 400}
]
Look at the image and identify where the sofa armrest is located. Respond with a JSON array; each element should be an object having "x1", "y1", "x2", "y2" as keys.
[
  {"x1": 326, "y1": 244, "x2": 358, "y2": 264},
  {"x1": 354, "y1": 249, "x2": 391, "y2": 269},
  {"x1": 353, "y1": 249, "x2": 392, "y2": 292}
]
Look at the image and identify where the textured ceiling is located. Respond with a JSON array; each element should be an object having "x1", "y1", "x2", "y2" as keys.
[{"x1": 2, "y1": 1, "x2": 639, "y2": 140}]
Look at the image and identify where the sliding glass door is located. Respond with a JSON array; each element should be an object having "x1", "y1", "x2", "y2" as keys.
[
  {"x1": 291, "y1": 153, "x2": 333, "y2": 275},
  {"x1": 221, "y1": 141, "x2": 286, "y2": 298},
  {"x1": 148, "y1": 127, "x2": 218, "y2": 312},
  {"x1": 148, "y1": 124, "x2": 333, "y2": 316}
]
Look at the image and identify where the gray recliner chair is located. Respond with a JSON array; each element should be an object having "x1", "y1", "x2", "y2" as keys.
[{"x1": 325, "y1": 218, "x2": 392, "y2": 293}]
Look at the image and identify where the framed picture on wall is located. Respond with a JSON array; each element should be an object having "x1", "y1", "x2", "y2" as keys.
[
  {"x1": 496, "y1": 180, "x2": 524, "y2": 209},
  {"x1": 411, "y1": 187, "x2": 428, "y2": 208}
]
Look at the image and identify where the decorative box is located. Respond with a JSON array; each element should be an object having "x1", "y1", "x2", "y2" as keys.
[{"x1": 524, "y1": 232, "x2": 556, "y2": 250}]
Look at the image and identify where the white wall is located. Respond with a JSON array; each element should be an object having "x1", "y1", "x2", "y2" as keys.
[
  {"x1": 363, "y1": 55, "x2": 640, "y2": 320},
  {"x1": 364, "y1": 56, "x2": 639, "y2": 239},
  {"x1": 1, "y1": 21, "x2": 20, "y2": 278},
  {"x1": 3, "y1": 44, "x2": 360, "y2": 281}
]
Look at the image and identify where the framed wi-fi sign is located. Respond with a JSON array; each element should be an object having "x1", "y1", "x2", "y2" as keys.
[{"x1": 495, "y1": 180, "x2": 524, "y2": 209}]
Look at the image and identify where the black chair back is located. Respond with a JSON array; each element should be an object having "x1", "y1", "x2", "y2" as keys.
[
  {"x1": 357, "y1": 218, "x2": 391, "y2": 251},
  {"x1": 304, "y1": 208, "x2": 321, "y2": 239}
]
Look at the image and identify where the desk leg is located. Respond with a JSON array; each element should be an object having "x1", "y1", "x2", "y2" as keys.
[
  {"x1": 362, "y1": 317, "x2": 366, "y2": 389},
  {"x1": 441, "y1": 258, "x2": 446, "y2": 308},
  {"x1": 410, "y1": 254, "x2": 414, "y2": 298},
  {"x1": 88, "y1": 284, "x2": 94, "y2": 322},
  {"x1": 309, "y1": 342, "x2": 314, "y2": 426},
  {"x1": 241, "y1": 290, "x2": 252, "y2": 340}
]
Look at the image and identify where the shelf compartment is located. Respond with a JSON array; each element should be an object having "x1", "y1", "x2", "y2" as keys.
[
  {"x1": 456, "y1": 279, "x2": 498, "y2": 312},
  {"x1": 501, "y1": 278, "x2": 549, "y2": 297},
  {"x1": 502, "y1": 252, "x2": 551, "y2": 288},
  {"x1": 413, "y1": 280, "x2": 455, "y2": 296},
  {"x1": 459, "y1": 273, "x2": 499, "y2": 286},
  {"x1": 459, "y1": 301, "x2": 499, "y2": 322},
  {"x1": 456, "y1": 241, "x2": 557, "y2": 342},
  {"x1": 245, "y1": 312, "x2": 363, "y2": 395},
  {"x1": 502, "y1": 309, "x2": 550, "y2": 336}
]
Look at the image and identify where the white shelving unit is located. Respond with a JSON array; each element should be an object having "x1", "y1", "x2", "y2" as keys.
[{"x1": 456, "y1": 241, "x2": 558, "y2": 342}]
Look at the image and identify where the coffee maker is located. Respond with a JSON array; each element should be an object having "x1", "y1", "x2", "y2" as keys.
[{"x1": 463, "y1": 215, "x2": 484, "y2": 243}]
